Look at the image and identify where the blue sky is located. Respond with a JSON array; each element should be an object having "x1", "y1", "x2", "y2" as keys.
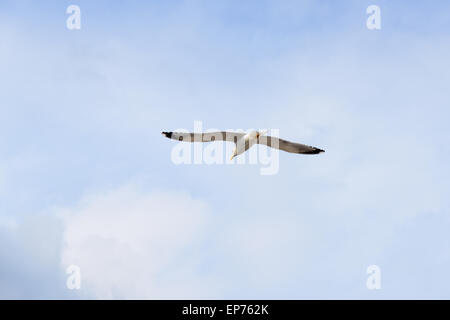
[{"x1": 1, "y1": 0, "x2": 450, "y2": 299}]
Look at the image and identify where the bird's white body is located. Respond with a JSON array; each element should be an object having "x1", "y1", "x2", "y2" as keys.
[{"x1": 231, "y1": 130, "x2": 265, "y2": 160}]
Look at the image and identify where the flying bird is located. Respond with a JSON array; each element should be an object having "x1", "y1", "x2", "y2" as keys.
[{"x1": 162, "y1": 130, "x2": 324, "y2": 160}]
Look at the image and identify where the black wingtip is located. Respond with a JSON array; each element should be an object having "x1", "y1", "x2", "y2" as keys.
[
  {"x1": 161, "y1": 131, "x2": 172, "y2": 139},
  {"x1": 304, "y1": 147, "x2": 325, "y2": 154}
]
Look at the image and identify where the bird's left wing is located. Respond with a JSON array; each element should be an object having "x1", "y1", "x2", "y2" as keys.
[
  {"x1": 162, "y1": 131, "x2": 245, "y2": 143},
  {"x1": 258, "y1": 136, "x2": 325, "y2": 154}
]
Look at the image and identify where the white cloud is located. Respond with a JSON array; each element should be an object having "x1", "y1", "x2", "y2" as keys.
[{"x1": 60, "y1": 185, "x2": 219, "y2": 299}]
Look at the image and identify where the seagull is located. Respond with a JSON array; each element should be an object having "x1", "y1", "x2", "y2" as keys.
[{"x1": 161, "y1": 130, "x2": 324, "y2": 160}]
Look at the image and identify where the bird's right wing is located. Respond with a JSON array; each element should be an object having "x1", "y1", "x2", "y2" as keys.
[
  {"x1": 162, "y1": 131, "x2": 245, "y2": 143},
  {"x1": 258, "y1": 136, "x2": 325, "y2": 154}
]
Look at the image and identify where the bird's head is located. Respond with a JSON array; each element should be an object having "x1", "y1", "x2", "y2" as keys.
[{"x1": 256, "y1": 129, "x2": 268, "y2": 138}]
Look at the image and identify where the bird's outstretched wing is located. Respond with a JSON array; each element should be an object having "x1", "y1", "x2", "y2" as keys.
[
  {"x1": 162, "y1": 131, "x2": 245, "y2": 143},
  {"x1": 258, "y1": 136, "x2": 325, "y2": 154}
]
